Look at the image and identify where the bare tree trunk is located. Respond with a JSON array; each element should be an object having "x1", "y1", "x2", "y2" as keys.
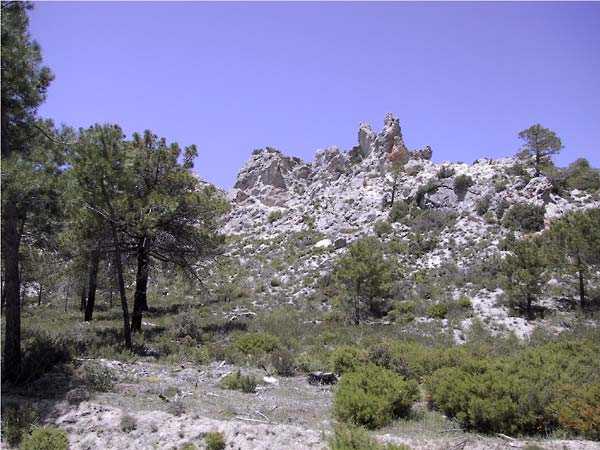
[
  {"x1": 578, "y1": 267, "x2": 586, "y2": 310},
  {"x1": 64, "y1": 284, "x2": 70, "y2": 313},
  {"x1": 353, "y1": 281, "x2": 361, "y2": 325},
  {"x1": 84, "y1": 247, "x2": 100, "y2": 321},
  {"x1": 2, "y1": 198, "x2": 23, "y2": 382},
  {"x1": 526, "y1": 293, "x2": 533, "y2": 321},
  {"x1": 37, "y1": 283, "x2": 43, "y2": 306},
  {"x1": 131, "y1": 237, "x2": 150, "y2": 333}
]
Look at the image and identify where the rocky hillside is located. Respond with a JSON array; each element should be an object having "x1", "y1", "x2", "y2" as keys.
[
  {"x1": 224, "y1": 113, "x2": 596, "y2": 239},
  {"x1": 202, "y1": 114, "x2": 600, "y2": 342}
]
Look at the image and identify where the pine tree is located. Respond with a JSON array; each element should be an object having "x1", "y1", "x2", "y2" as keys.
[
  {"x1": 1, "y1": 1, "x2": 63, "y2": 381},
  {"x1": 545, "y1": 208, "x2": 600, "y2": 310},
  {"x1": 501, "y1": 237, "x2": 547, "y2": 320},
  {"x1": 517, "y1": 124, "x2": 563, "y2": 177},
  {"x1": 334, "y1": 237, "x2": 390, "y2": 325}
]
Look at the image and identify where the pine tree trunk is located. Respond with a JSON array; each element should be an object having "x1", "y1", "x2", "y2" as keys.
[
  {"x1": 64, "y1": 285, "x2": 70, "y2": 313},
  {"x1": 80, "y1": 282, "x2": 87, "y2": 311},
  {"x1": 131, "y1": 237, "x2": 150, "y2": 333},
  {"x1": 526, "y1": 293, "x2": 533, "y2": 321},
  {"x1": 578, "y1": 267, "x2": 586, "y2": 310},
  {"x1": 2, "y1": 198, "x2": 23, "y2": 382},
  {"x1": 84, "y1": 248, "x2": 100, "y2": 321},
  {"x1": 390, "y1": 177, "x2": 398, "y2": 207},
  {"x1": 353, "y1": 280, "x2": 361, "y2": 325},
  {"x1": 37, "y1": 284, "x2": 43, "y2": 306}
]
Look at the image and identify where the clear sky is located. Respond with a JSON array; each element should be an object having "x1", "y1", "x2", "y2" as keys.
[{"x1": 29, "y1": 2, "x2": 600, "y2": 189}]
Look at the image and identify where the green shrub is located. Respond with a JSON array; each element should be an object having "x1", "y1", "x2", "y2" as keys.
[
  {"x1": 119, "y1": 414, "x2": 137, "y2": 432},
  {"x1": 457, "y1": 297, "x2": 472, "y2": 308},
  {"x1": 268, "y1": 210, "x2": 283, "y2": 223},
  {"x1": 232, "y1": 332, "x2": 281, "y2": 355},
  {"x1": 333, "y1": 364, "x2": 419, "y2": 429},
  {"x1": 192, "y1": 346, "x2": 211, "y2": 365},
  {"x1": 328, "y1": 423, "x2": 412, "y2": 450},
  {"x1": 204, "y1": 431, "x2": 226, "y2": 450},
  {"x1": 80, "y1": 362, "x2": 114, "y2": 392},
  {"x1": 427, "y1": 303, "x2": 448, "y2": 319},
  {"x1": 15, "y1": 334, "x2": 71, "y2": 385},
  {"x1": 330, "y1": 346, "x2": 367, "y2": 375},
  {"x1": 172, "y1": 314, "x2": 202, "y2": 342},
  {"x1": 388, "y1": 201, "x2": 411, "y2": 223},
  {"x1": 502, "y1": 203, "x2": 545, "y2": 232},
  {"x1": 495, "y1": 199, "x2": 509, "y2": 220},
  {"x1": 550, "y1": 383, "x2": 600, "y2": 440},
  {"x1": 166, "y1": 399, "x2": 186, "y2": 417},
  {"x1": 1, "y1": 402, "x2": 38, "y2": 447},
  {"x1": 415, "y1": 181, "x2": 439, "y2": 207},
  {"x1": 427, "y1": 341, "x2": 600, "y2": 435},
  {"x1": 564, "y1": 158, "x2": 600, "y2": 192},
  {"x1": 475, "y1": 195, "x2": 491, "y2": 216},
  {"x1": 180, "y1": 444, "x2": 197, "y2": 450},
  {"x1": 374, "y1": 220, "x2": 393, "y2": 237},
  {"x1": 387, "y1": 301, "x2": 417, "y2": 324},
  {"x1": 522, "y1": 446, "x2": 546, "y2": 450},
  {"x1": 453, "y1": 175, "x2": 474, "y2": 194},
  {"x1": 437, "y1": 165, "x2": 455, "y2": 179},
  {"x1": 270, "y1": 347, "x2": 296, "y2": 376},
  {"x1": 221, "y1": 369, "x2": 257, "y2": 393},
  {"x1": 20, "y1": 428, "x2": 68, "y2": 450}
]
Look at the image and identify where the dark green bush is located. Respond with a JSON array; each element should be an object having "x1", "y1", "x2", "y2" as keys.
[
  {"x1": 564, "y1": 158, "x2": 600, "y2": 192},
  {"x1": 330, "y1": 346, "x2": 367, "y2": 375},
  {"x1": 475, "y1": 195, "x2": 491, "y2": 216},
  {"x1": 437, "y1": 165, "x2": 455, "y2": 179},
  {"x1": 20, "y1": 428, "x2": 68, "y2": 450},
  {"x1": 79, "y1": 362, "x2": 114, "y2": 392},
  {"x1": 388, "y1": 201, "x2": 411, "y2": 223},
  {"x1": 172, "y1": 314, "x2": 202, "y2": 342},
  {"x1": 270, "y1": 347, "x2": 296, "y2": 376},
  {"x1": 221, "y1": 369, "x2": 257, "y2": 393},
  {"x1": 328, "y1": 423, "x2": 411, "y2": 450},
  {"x1": 374, "y1": 220, "x2": 393, "y2": 237},
  {"x1": 454, "y1": 174, "x2": 474, "y2": 193},
  {"x1": 495, "y1": 199, "x2": 509, "y2": 220},
  {"x1": 1, "y1": 402, "x2": 38, "y2": 447},
  {"x1": 333, "y1": 364, "x2": 419, "y2": 429},
  {"x1": 427, "y1": 303, "x2": 448, "y2": 319},
  {"x1": 427, "y1": 341, "x2": 600, "y2": 435},
  {"x1": 268, "y1": 210, "x2": 283, "y2": 223},
  {"x1": 502, "y1": 203, "x2": 545, "y2": 232},
  {"x1": 204, "y1": 431, "x2": 226, "y2": 450},
  {"x1": 457, "y1": 297, "x2": 472, "y2": 308},
  {"x1": 15, "y1": 334, "x2": 71, "y2": 385},
  {"x1": 415, "y1": 181, "x2": 439, "y2": 207},
  {"x1": 232, "y1": 332, "x2": 281, "y2": 355}
]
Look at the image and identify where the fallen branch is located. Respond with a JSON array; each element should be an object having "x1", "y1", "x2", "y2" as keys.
[
  {"x1": 254, "y1": 410, "x2": 269, "y2": 422},
  {"x1": 235, "y1": 416, "x2": 269, "y2": 424}
]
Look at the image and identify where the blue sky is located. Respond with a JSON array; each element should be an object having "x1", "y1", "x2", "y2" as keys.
[{"x1": 29, "y1": 2, "x2": 600, "y2": 189}]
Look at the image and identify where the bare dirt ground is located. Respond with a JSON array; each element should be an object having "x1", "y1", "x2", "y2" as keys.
[{"x1": 3, "y1": 359, "x2": 599, "y2": 450}]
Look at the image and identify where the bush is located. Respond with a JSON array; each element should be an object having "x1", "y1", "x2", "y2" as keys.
[
  {"x1": 333, "y1": 364, "x2": 419, "y2": 429},
  {"x1": 172, "y1": 314, "x2": 202, "y2": 342},
  {"x1": 15, "y1": 334, "x2": 71, "y2": 385},
  {"x1": 564, "y1": 158, "x2": 600, "y2": 192},
  {"x1": 437, "y1": 165, "x2": 455, "y2": 179},
  {"x1": 221, "y1": 369, "x2": 257, "y2": 393},
  {"x1": 20, "y1": 428, "x2": 68, "y2": 450},
  {"x1": 374, "y1": 220, "x2": 393, "y2": 237},
  {"x1": 495, "y1": 199, "x2": 509, "y2": 220},
  {"x1": 387, "y1": 301, "x2": 416, "y2": 324},
  {"x1": 427, "y1": 341, "x2": 600, "y2": 435},
  {"x1": 427, "y1": 303, "x2": 448, "y2": 319},
  {"x1": 80, "y1": 362, "x2": 114, "y2": 392},
  {"x1": 415, "y1": 181, "x2": 439, "y2": 207},
  {"x1": 330, "y1": 346, "x2": 367, "y2": 375},
  {"x1": 204, "y1": 431, "x2": 226, "y2": 450},
  {"x1": 457, "y1": 297, "x2": 472, "y2": 309},
  {"x1": 192, "y1": 346, "x2": 211, "y2": 365},
  {"x1": 454, "y1": 174, "x2": 474, "y2": 193},
  {"x1": 270, "y1": 347, "x2": 296, "y2": 376},
  {"x1": 119, "y1": 414, "x2": 137, "y2": 432},
  {"x1": 502, "y1": 203, "x2": 545, "y2": 232},
  {"x1": 550, "y1": 383, "x2": 600, "y2": 440},
  {"x1": 232, "y1": 333, "x2": 281, "y2": 355},
  {"x1": 1, "y1": 402, "x2": 38, "y2": 447},
  {"x1": 268, "y1": 210, "x2": 283, "y2": 223},
  {"x1": 166, "y1": 399, "x2": 186, "y2": 417},
  {"x1": 475, "y1": 195, "x2": 491, "y2": 216},
  {"x1": 328, "y1": 423, "x2": 412, "y2": 450},
  {"x1": 388, "y1": 201, "x2": 411, "y2": 223}
]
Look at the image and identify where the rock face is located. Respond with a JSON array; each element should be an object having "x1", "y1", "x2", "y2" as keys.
[
  {"x1": 223, "y1": 113, "x2": 598, "y2": 242},
  {"x1": 224, "y1": 114, "x2": 441, "y2": 236}
]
